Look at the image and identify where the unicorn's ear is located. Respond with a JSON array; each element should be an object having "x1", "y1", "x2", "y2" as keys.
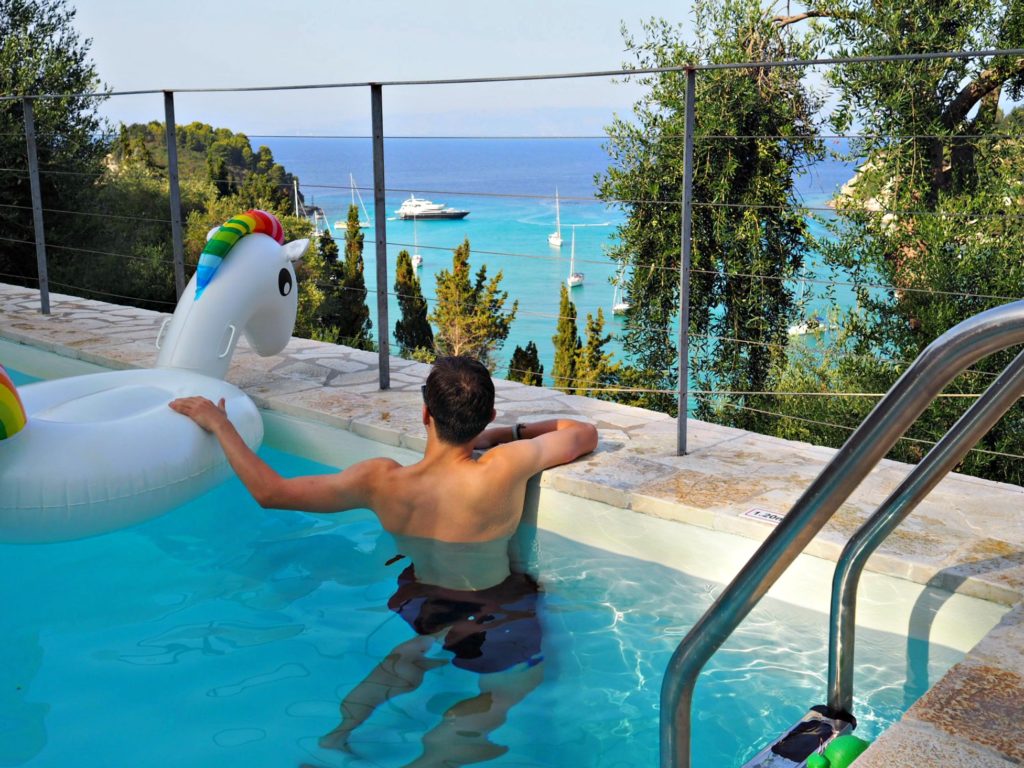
[
  {"x1": 206, "y1": 226, "x2": 220, "y2": 243},
  {"x1": 283, "y1": 238, "x2": 310, "y2": 263}
]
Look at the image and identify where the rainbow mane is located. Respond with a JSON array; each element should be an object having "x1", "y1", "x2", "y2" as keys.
[
  {"x1": 195, "y1": 209, "x2": 285, "y2": 299},
  {"x1": 0, "y1": 365, "x2": 27, "y2": 440}
]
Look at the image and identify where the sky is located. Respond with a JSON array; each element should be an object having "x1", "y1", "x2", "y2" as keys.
[{"x1": 71, "y1": 0, "x2": 694, "y2": 136}]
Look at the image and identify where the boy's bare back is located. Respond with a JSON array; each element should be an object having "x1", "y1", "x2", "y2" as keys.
[{"x1": 170, "y1": 357, "x2": 597, "y2": 545}]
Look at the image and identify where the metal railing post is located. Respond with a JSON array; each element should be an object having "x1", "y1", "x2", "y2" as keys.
[
  {"x1": 22, "y1": 98, "x2": 50, "y2": 314},
  {"x1": 677, "y1": 68, "x2": 696, "y2": 455},
  {"x1": 370, "y1": 83, "x2": 390, "y2": 389},
  {"x1": 827, "y1": 346, "x2": 1024, "y2": 716},
  {"x1": 163, "y1": 91, "x2": 186, "y2": 298}
]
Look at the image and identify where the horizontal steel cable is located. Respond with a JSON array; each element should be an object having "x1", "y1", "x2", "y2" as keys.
[
  {"x1": 0, "y1": 201, "x2": 172, "y2": 224},
  {"x1": 45, "y1": 279, "x2": 177, "y2": 306},
  {"x1": 239, "y1": 132, "x2": 1024, "y2": 141},
  {"x1": 500, "y1": 362, "x2": 986, "y2": 399},
  {"x1": 4, "y1": 47, "x2": 1022, "y2": 100},
  {"x1": 693, "y1": 395, "x2": 1024, "y2": 461},
  {"x1": 0, "y1": 234, "x2": 170, "y2": 263},
  {"x1": 0, "y1": 270, "x2": 37, "y2": 283},
  {"x1": 386, "y1": 238, "x2": 1022, "y2": 303}
]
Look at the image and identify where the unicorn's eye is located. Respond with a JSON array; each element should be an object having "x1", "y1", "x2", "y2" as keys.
[{"x1": 278, "y1": 268, "x2": 293, "y2": 297}]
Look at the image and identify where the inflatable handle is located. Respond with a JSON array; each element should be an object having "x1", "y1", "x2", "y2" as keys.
[
  {"x1": 218, "y1": 324, "x2": 237, "y2": 359},
  {"x1": 155, "y1": 317, "x2": 171, "y2": 350}
]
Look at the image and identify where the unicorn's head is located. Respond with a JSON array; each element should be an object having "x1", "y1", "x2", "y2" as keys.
[{"x1": 155, "y1": 210, "x2": 310, "y2": 379}]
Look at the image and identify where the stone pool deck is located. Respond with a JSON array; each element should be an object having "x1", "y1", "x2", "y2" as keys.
[{"x1": 2, "y1": 282, "x2": 1022, "y2": 766}]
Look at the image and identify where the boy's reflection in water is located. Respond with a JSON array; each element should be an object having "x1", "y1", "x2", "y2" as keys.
[{"x1": 320, "y1": 532, "x2": 544, "y2": 767}]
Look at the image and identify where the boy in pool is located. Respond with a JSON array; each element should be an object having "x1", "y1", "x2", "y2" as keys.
[
  {"x1": 169, "y1": 355, "x2": 597, "y2": 542},
  {"x1": 170, "y1": 356, "x2": 597, "y2": 762}
]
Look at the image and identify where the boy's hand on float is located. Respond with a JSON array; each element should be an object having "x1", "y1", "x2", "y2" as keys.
[{"x1": 169, "y1": 396, "x2": 229, "y2": 434}]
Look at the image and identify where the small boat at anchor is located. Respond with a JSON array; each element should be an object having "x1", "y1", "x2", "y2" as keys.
[
  {"x1": 335, "y1": 174, "x2": 373, "y2": 230},
  {"x1": 567, "y1": 226, "x2": 583, "y2": 288},
  {"x1": 612, "y1": 267, "x2": 630, "y2": 315}
]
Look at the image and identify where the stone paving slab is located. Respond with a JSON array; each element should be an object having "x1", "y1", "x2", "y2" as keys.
[{"x1": 2, "y1": 282, "x2": 1023, "y2": 766}]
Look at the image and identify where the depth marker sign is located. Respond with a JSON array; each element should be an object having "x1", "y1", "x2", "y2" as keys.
[{"x1": 742, "y1": 507, "x2": 785, "y2": 525}]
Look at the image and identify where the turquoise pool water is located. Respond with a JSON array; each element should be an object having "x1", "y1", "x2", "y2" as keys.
[{"x1": 0, "y1": 362, "x2": 996, "y2": 767}]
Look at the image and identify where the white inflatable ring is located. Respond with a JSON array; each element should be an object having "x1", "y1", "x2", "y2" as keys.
[{"x1": 0, "y1": 368, "x2": 261, "y2": 543}]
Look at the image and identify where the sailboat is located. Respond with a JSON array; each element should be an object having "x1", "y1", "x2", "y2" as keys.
[
  {"x1": 566, "y1": 226, "x2": 583, "y2": 288},
  {"x1": 548, "y1": 188, "x2": 563, "y2": 248},
  {"x1": 787, "y1": 267, "x2": 828, "y2": 335},
  {"x1": 334, "y1": 174, "x2": 372, "y2": 230},
  {"x1": 612, "y1": 267, "x2": 630, "y2": 315}
]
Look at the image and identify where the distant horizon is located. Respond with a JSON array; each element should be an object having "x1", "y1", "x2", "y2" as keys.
[{"x1": 71, "y1": 0, "x2": 692, "y2": 135}]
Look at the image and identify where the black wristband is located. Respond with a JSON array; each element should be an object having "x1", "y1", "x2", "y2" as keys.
[{"x1": 512, "y1": 423, "x2": 524, "y2": 440}]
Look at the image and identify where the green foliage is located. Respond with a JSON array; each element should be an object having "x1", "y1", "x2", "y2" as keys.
[
  {"x1": 109, "y1": 121, "x2": 295, "y2": 214},
  {"x1": 598, "y1": 0, "x2": 824, "y2": 422},
  {"x1": 576, "y1": 308, "x2": 621, "y2": 398},
  {"x1": 768, "y1": 0, "x2": 1024, "y2": 485},
  {"x1": 309, "y1": 225, "x2": 346, "y2": 339},
  {"x1": 507, "y1": 341, "x2": 544, "y2": 386},
  {"x1": 551, "y1": 284, "x2": 580, "y2": 393},
  {"x1": 0, "y1": 0, "x2": 107, "y2": 291},
  {"x1": 394, "y1": 249, "x2": 434, "y2": 359},
  {"x1": 317, "y1": 204, "x2": 374, "y2": 350},
  {"x1": 430, "y1": 238, "x2": 518, "y2": 369}
]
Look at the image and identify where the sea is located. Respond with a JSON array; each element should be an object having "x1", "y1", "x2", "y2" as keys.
[{"x1": 258, "y1": 136, "x2": 860, "y2": 380}]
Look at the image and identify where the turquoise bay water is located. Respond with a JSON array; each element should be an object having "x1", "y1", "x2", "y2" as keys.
[
  {"x1": 260, "y1": 137, "x2": 859, "y2": 379},
  {"x1": 2, "y1": 364, "x2": 971, "y2": 767}
]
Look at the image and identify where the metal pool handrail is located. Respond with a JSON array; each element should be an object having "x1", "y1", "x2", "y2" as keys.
[
  {"x1": 660, "y1": 298, "x2": 1024, "y2": 768},
  {"x1": 826, "y1": 344, "x2": 1024, "y2": 716}
]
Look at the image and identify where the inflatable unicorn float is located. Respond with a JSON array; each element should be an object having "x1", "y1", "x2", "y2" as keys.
[{"x1": 0, "y1": 210, "x2": 309, "y2": 543}]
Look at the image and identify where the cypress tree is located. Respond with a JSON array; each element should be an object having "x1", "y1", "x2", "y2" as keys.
[
  {"x1": 507, "y1": 341, "x2": 543, "y2": 386},
  {"x1": 307, "y1": 226, "x2": 337, "y2": 335},
  {"x1": 551, "y1": 284, "x2": 580, "y2": 393},
  {"x1": 394, "y1": 249, "x2": 434, "y2": 360},
  {"x1": 576, "y1": 307, "x2": 619, "y2": 399},
  {"x1": 430, "y1": 238, "x2": 517, "y2": 369},
  {"x1": 335, "y1": 204, "x2": 374, "y2": 350}
]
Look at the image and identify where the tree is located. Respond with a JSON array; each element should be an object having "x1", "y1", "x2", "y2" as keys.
[
  {"x1": 310, "y1": 227, "x2": 342, "y2": 341},
  {"x1": 429, "y1": 238, "x2": 517, "y2": 369},
  {"x1": 0, "y1": 0, "x2": 107, "y2": 290},
  {"x1": 768, "y1": 0, "x2": 1024, "y2": 485},
  {"x1": 507, "y1": 341, "x2": 544, "y2": 386},
  {"x1": 597, "y1": 0, "x2": 824, "y2": 421},
  {"x1": 394, "y1": 250, "x2": 434, "y2": 360},
  {"x1": 576, "y1": 308, "x2": 620, "y2": 398},
  {"x1": 551, "y1": 284, "x2": 580, "y2": 393},
  {"x1": 330, "y1": 204, "x2": 374, "y2": 350}
]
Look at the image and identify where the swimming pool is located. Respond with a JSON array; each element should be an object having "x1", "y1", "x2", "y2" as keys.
[{"x1": 0, "y1": 341, "x2": 1008, "y2": 767}]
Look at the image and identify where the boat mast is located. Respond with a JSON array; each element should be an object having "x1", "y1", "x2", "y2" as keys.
[
  {"x1": 569, "y1": 226, "x2": 575, "y2": 275},
  {"x1": 555, "y1": 187, "x2": 561, "y2": 237}
]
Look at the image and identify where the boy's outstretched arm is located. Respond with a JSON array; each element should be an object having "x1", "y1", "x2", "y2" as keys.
[
  {"x1": 169, "y1": 396, "x2": 388, "y2": 513},
  {"x1": 475, "y1": 418, "x2": 598, "y2": 472}
]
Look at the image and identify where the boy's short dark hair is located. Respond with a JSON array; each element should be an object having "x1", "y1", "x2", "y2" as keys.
[{"x1": 424, "y1": 356, "x2": 495, "y2": 445}]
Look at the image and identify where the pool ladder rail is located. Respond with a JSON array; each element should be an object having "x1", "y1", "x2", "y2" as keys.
[{"x1": 660, "y1": 297, "x2": 1024, "y2": 768}]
